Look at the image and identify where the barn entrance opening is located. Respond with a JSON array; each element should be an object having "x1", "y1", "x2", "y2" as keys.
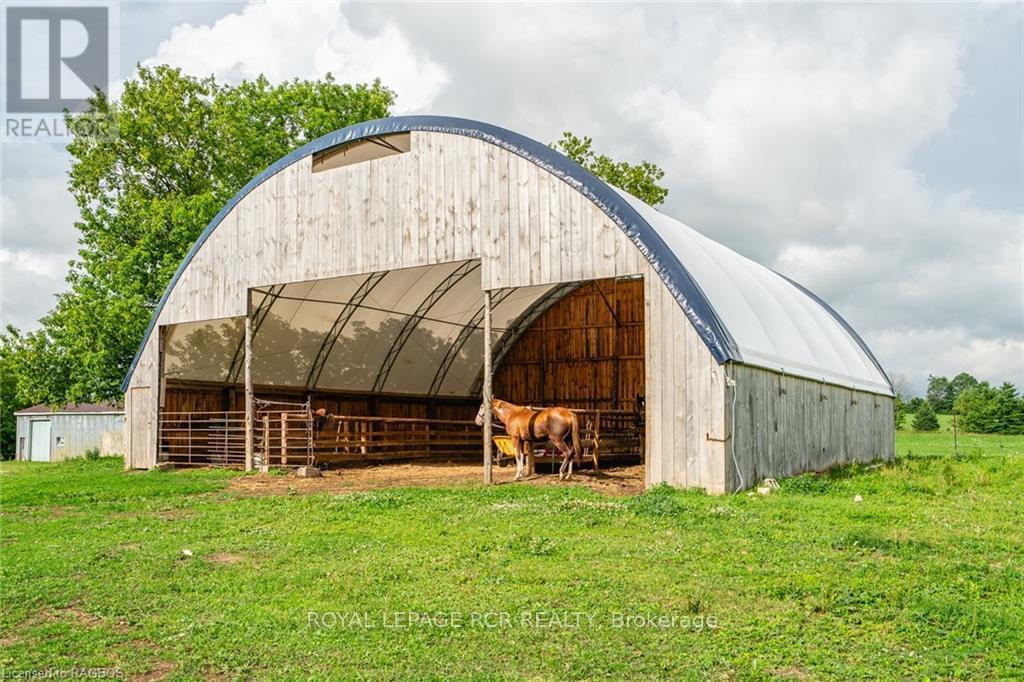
[{"x1": 155, "y1": 260, "x2": 645, "y2": 473}]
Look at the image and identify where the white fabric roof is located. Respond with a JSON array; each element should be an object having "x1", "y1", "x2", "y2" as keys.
[
  {"x1": 615, "y1": 189, "x2": 892, "y2": 395},
  {"x1": 162, "y1": 262, "x2": 561, "y2": 397}
]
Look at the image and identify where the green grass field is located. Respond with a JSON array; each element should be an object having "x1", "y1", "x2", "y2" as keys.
[{"x1": 2, "y1": 427, "x2": 1022, "y2": 680}]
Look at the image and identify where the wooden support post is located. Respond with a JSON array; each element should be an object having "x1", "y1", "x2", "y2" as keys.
[
  {"x1": 483, "y1": 289, "x2": 494, "y2": 485},
  {"x1": 280, "y1": 412, "x2": 288, "y2": 466},
  {"x1": 244, "y1": 304, "x2": 254, "y2": 471},
  {"x1": 262, "y1": 414, "x2": 270, "y2": 465}
]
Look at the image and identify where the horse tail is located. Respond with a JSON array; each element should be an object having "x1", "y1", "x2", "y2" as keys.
[{"x1": 571, "y1": 411, "x2": 582, "y2": 460}]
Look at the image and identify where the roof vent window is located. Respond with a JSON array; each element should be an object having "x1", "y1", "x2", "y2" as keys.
[{"x1": 311, "y1": 132, "x2": 411, "y2": 173}]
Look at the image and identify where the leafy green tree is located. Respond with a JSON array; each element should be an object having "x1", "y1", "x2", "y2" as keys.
[
  {"x1": 926, "y1": 372, "x2": 979, "y2": 413},
  {"x1": 926, "y1": 375, "x2": 953, "y2": 413},
  {"x1": 912, "y1": 400, "x2": 940, "y2": 431},
  {"x1": 0, "y1": 331, "x2": 32, "y2": 457},
  {"x1": 949, "y1": 372, "x2": 979, "y2": 399},
  {"x1": 906, "y1": 397, "x2": 926, "y2": 414},
  {"x1": 1, "y1": 325, "x2": 71, "y2": 455},
  {"x1": 553, "y1": 132, "x2": 669, "y2": 206},
  {"x1": 6, "y1": 66, "x2": 394, "y2": 407},
  {"x1": 954, "y1": 383, "x2": 995, "y2": 433}
]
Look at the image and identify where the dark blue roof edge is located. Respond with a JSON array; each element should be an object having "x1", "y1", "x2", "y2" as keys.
[
  {"x1": 120, "y1": 115, "x2": 740, "y2": 392},
  {"x1": 774, "y1": 271, "x2": 893, "y2": 394}
]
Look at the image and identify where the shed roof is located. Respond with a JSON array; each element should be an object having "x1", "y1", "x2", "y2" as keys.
[{"x1": 15, "y1": 402, "x2": 124, "y2": 416}]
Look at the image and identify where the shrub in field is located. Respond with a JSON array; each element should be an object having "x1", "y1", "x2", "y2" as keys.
[
  {"x1": 913, "y1": 402, "x2": 940, "y2": 431},
  {"x1": 83, "y1": 447, "x2": 100, "y2": 460}
]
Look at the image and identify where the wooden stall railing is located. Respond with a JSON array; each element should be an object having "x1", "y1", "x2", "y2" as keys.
[
  {"x1": 159, "y1": 411, "x2": 247, "y2": 466},
  {"x1": 159, "y1": 406, "x2": 641, "y2": 470},
  {"x1": 312, "y1": 414, "x2": 479, "y2": 464}
]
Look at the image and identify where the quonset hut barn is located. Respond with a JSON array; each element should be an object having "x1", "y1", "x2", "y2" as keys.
[{"x1": 121, "y1": 116, "x2": 894, "y2": 493}]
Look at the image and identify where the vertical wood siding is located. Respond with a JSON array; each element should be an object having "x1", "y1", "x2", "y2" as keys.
[
  {"x1": 644, "y1": 272, "x2": 727, "y2": 493},
  {"x1": 724, "y1": 363, "x2": 895, "y2": 492},
  {"x1": 494, "y1": 278, "x2": 645, "y2": 413}
]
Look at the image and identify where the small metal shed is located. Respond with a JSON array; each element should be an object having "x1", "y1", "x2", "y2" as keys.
[{"x1": 14, "y1": 403, "x2": 124, "y2": 462}]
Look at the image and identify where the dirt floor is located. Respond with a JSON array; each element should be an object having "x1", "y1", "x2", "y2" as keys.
[{"x1": 228, "y1": 462, "x2": 646, "y2": 497}]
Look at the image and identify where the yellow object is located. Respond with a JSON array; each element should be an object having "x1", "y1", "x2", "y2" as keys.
[{"x1": 492, "y1": 436, "x2": 516, "y2": 459}]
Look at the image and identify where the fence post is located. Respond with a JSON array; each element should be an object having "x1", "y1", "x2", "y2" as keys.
[
  {"x1": 262, "y1": 414, "x2": 270, "y2": 465},
  {"x1": 281, "y1": 412, "x2": 288, "y2": 466},
  {"x1": 306, "y1": 408, "x2": 313, "y2": 467},
  {"x1": 244, "y1": 297, "x2": 254, "y2": 471},
  {"x1": 483, "y1": 289, "x2": 494, "y2": 484}
]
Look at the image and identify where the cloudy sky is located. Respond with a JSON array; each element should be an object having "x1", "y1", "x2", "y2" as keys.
[{"x1": 1, "y1": 1, "x2": 1021, "y2": 394}]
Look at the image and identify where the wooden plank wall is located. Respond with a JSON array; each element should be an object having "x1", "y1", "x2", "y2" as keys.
[
  {"x1": 148, "y1": 130, "x2": 648, "y2": 329},
  {"x1": 644, "y1": 272, "x2": 727, "y2": 493},
  {"x1": 494, "y1": 278, "x2": 644, "y2": 412},
  {"x1": 126, "y1": 386, "x2": 152, "y2": 470},
  {"x1": 725, "y1": 363, "x2": 895, "y2": 492}
]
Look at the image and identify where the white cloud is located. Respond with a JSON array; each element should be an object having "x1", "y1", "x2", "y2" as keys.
[
  {"x1": 0, "y1": 247, "x2": 73, "y2": 330},
  {"x1": 874, "y1": 328, "x2": 1024, "y2": 395},
  {"x1": 143, "y1": 1, "x2": 447, "y2": 112},
  {"x1": 0, "y1": 144, "x2": 78, "y2": 331},
  {"x1": 1, "y1": 2, "x2": 1020, "y2": 395},
  {"x1": 0, "y1": 248, "x2": 68, "y2": 279}
]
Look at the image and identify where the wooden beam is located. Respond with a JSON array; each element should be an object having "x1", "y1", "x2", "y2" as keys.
[
  {"x1": 244, "y1": 297, "x2": 254, "y2": 471},
  {"x1": 280, "y1": 412, "x2": 288, "y2": 466},
  {"x1": 483, "y1": 289, "x2": 493, "y2": 484}
]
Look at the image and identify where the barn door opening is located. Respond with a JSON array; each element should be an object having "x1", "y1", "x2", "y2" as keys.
[{"x1": 491, "y1": 276, "x2": 646, "y2": 470}]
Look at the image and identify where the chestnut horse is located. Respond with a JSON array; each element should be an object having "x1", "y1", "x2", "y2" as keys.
[{"x1": 476, "y1": 399, "x2": 582, "y2": 481}]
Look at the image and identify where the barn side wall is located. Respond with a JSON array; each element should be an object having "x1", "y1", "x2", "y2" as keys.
[
  {"x1": 124, "y1": 130, "x2": 719, "y2": 480},
  {"x1": 645, "y1": 272, "x2": 727, "y2": 493},
  {"x1": 724, "y1": 363, "x2": 895, "y2": 492}
]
